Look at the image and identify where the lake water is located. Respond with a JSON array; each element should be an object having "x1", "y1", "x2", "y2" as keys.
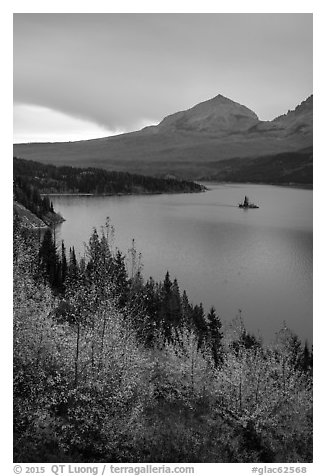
[{"x1": 51, "y1": 183, "x2": 313, "y2": 343}]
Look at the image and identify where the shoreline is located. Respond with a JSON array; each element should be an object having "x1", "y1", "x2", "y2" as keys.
[
  {"x1": 201, "y1": 181, "x2": 313, "y2": 190},
  {"x1": 40, "y1": 188, "x2": 207, "y2": 197}
]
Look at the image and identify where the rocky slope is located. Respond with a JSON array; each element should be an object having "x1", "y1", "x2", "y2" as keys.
[
  {"x1": 13, "y1": 201, "x2": 65, "y2": 229},
  {"x1": 249, "y1": 95, "x2": 313, "y2": 138},
  {"x1": 13, "y1": 201, "x2": 48, "y2": 228},
  {"x1": 154, "y1": 94, "x2": 260, "y2": 135}
]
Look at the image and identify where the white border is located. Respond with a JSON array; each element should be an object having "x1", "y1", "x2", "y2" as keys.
[{"x1": 3, "y1": 3, "x2": 323, "y2": 474}]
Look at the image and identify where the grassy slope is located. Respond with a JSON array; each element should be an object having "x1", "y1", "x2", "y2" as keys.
[
  {"x1": 200, "y1": 147, "x2": 313, "y2": 185},
  {"x1": 13, "y1": 127, "x2": 312, "y2": 180}
]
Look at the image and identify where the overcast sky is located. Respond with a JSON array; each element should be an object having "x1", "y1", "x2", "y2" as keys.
[{"x1": 13, "y1": 13, "x2": 312, "y2": 143}]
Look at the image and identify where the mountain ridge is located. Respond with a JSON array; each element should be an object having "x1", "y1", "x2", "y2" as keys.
[
  {"x1": 13, "y1": 94, "x2": 313, "y2": 182},
  {"x1": 154, "y1": 94, "x2": 260, "y2": 136}
]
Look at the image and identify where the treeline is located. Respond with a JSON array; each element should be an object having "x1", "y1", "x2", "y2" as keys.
[
  {"x1": 31, "y1": 219, "x2": 225, "y2": 363},
  {"x1": 13, "y1": 157, "x2": 204, "y2": 195},
  {"x1": 13, "y1": 215, "x2": 313, "y2": 463},
  {"x1": 14, "y1": 175, "x2": 55, "y2": 218}
]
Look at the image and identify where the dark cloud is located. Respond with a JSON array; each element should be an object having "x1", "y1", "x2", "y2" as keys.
[{"x1": 14, "y1": 13, "x2": 312, "y2": 134}]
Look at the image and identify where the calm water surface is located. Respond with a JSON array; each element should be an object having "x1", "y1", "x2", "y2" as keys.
[{"x1": 51, "y1": 183, "x2": 312, "y2": 343}]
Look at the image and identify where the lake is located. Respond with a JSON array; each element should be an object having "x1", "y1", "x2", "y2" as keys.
[{"x1": 51, "y1": 183, "x2": 313, "y2": 343}]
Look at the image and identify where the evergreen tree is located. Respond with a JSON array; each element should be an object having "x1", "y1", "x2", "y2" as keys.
[
  {"x1": 181, "y1": 290, "x2": 193, "y2": 329},
  {"x1": 159, "y1": 272, "x2": 175, "y2": 343},
  {"x1": 300, "y1": 341, "x2": 313, "y2": 374},
  {"x1": 39, "y1": 228, "x2": 59, "y2": 288},
  {"x1": 144, "y1": 277, "x2": 160, "y2": 322},
  {"x1": 171, "y1": 278, "x2": 182, "y2": 323},
  {"x1": 61, "y1": 241, "x2": 68, "y2": 288},
  {"x1": 68, "y1": 246, "x2": 78, "y2": 281},
  {"x1": 207, "y1": 306, "x2": 223, "y2": 367},
  {"x1": 191, "y1": 303, "x2": 207, "y2": 348},
  {"x1": 113, "y1": 250, "x2": 129, "y2": 306}
]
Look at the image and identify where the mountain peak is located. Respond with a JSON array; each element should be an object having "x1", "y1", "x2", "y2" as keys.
[
  {"x1": 211, "y1": 94, "x2": 232, "y2": 102},
  {"x1": 273, "y1": 94, "x2": 313, "y2": 122},
  {"x1": 157, "y1": 94, "x2": 259, "y2": 135},
  {"x1": 269, "y1": 94, "x2": 313, "y2": 136}
]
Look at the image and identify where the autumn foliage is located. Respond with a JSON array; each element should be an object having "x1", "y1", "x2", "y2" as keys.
[{"x1": 13, "y1": 215, "x2": 313, "y2": 463}]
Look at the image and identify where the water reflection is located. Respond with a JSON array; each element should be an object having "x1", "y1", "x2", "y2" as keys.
[{"x1": 51, "y1": 183, "x2": 312, "y2": 343}]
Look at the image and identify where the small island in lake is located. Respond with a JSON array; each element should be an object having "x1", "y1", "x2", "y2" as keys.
[{"x1": 238, "y1": 195, "x2": 259, "y2": 209}]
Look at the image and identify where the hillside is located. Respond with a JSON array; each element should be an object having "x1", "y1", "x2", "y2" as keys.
[
  {"x1": 14, "y1": 211, "x2": 313, "y2": 463},
  {"x1": 199, "y1": 147, "x2": 313, "y2": 186},
  {"x1": 13, "y1": 201, "x2": 48, "y2": 228},
  {"x1": 13, "y1": 157, "x2": 204, "y2": 195},
  {"x1": 13, "y1": 173, "x2": 65, "y2": 227},
  {"x1": 13, "y1": 94, "x2": 313, "y2": 182}
]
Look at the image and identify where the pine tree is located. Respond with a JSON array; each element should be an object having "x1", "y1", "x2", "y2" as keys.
[
  {"x1": 39, "y1": 228, "x2": 59, "y2": 288},
  {"x1": 144, "y1": 277, "x2": 161, "y2": 336},
  {"x1": 299, "y1": 341, "x2": 312, "y2": 373},
  {"x1": 181, "y1": 290, "x2": 192, "y2": 329},
  {"x1": 68, "y1": 246, "x2": 79, "y2": 281},
  {"x1": 61, "y1": 241, "x2": 68, "y2": 288},
  {"x1": 191, "y1": 303, "x2": 207, "y2": 348},
  {"x1": 159, "y1": 272, "x2": 175, "y2": 343},
  {"x1": 113, "y1": 250, "x2": 129, "y2": 306},
  {"x1": 207, "y1": 306, "x2": 223, "y2": 367},
  {"x1": 171, "y1": 279, "x2": 182, "y2": 321}
]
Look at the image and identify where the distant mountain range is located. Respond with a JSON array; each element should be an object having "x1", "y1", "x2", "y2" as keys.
[{"x1": 13, "y1": 94, "x2": 313, "y2": 184}]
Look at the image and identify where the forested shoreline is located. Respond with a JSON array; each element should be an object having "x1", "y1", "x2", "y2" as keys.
[
  {"x1": 14, "y1": 206, "x2": 313, "y2": 463},
  {"x1": 13, "y1": 157, "x2": 205, "y2": 196}
]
